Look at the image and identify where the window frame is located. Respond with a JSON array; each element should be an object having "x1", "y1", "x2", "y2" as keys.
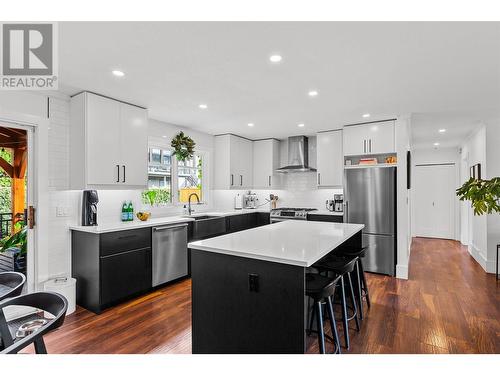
[{"x1": 147, "y1": 141, "x2": 208, "y2": 207}]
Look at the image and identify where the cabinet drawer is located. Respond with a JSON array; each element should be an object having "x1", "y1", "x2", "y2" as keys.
[
  {"x1": 100, "y1": 228, "x2": 151, "y2": 256},
  {"x1": 307, "y1": 214, "x2": 343, "y2": 223}
]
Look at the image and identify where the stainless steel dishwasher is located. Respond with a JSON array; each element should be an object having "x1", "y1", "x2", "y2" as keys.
[{"x1": 152, "y1": 223, "x2": 188, "y2": 287}]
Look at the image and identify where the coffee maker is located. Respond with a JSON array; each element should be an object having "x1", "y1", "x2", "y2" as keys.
[
  {"x1": 334, "y1": 194, "x2": 344, "y2": 212},
  {"x1": 82, "y1": 190, "x2": 99, "y2": 226},
  {"x1": 243, "y1": 191, "x2": 258, "y2": 209}
]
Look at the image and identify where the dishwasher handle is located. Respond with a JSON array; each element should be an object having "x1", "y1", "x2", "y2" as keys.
[{"x1": 153, "y1": 223, "x2": 189, "y2": 232}]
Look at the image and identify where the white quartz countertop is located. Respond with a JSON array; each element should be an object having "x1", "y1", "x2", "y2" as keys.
[
  {"x1": 69, "y1": 209, "x2": 269, "y2": 234},
  {"x1": 188, "y1": 221, "x2": 364, "y2": 267}
]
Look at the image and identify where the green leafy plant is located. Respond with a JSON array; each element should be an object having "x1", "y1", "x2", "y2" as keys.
[
  {"x1": 456, "y1": 177, "x2": 500, "y2": 215},
  {"x1": 0, "y1": 226, "x2": 27, "y2": 256},
  {"x1": 171, "y1": 131, "x2": 195, "y2": 161},
  {"x1": 141, "y1": 189, "x2": 171, "y2": 206}
]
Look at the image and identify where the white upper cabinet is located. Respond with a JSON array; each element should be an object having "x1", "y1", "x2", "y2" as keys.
[
  {"x1": 253, "y1": 139, "x2": 280, "y2": 189},
  {"x1": 316, "y1": 130, "x2": 343, "y2": 187},
  {"x1": 70, "y1": 92, "x2": 148, "y2": 189},
  {"x1": 343, "y1": 120, "x2": 395, "y2": 156},
  {"x1": 214, "y1": 134, "x2": 253, "y2": 189}
]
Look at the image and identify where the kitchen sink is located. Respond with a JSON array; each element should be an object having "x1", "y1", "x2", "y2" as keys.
[
  {"x1": 188, "y1": 215, "x2": 227, "y2": 239},
  {"x1": 187, "y1": 215, "x2": 221, "y2": 221}
]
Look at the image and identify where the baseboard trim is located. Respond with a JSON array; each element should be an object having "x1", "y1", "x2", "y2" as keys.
[
  {"x1": 469, "y1": 244, "x2": 489, "y2": 272},
  {"x1": 396, "y1": 264, "x2": 409, "y2": 280}
]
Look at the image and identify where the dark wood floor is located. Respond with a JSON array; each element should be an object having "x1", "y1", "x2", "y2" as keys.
[{"x1": 24, "y1": 237, "x2": 500, "y2": 354}]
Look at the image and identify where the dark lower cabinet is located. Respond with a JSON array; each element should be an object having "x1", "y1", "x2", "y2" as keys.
[
  {"x1": 72, "y1": 227, "x2": 152, "y2": 314},
  {"x1": 307, "y1": 214, "x2": 343, "y2": 223},
  {"x1": 256, "y1": 212, "x2": 270, "y2": 226},
  {"x1": 100, "y1": 247, "x2": 152, "y2": 307},
  {"x1": 227, "y1": 213, "x2": 251, "y2": 233}
]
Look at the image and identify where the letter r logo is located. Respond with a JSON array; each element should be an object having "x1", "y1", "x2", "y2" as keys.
[{"x1": 2, "y1": 24, "x2": 53, "y2": 75}]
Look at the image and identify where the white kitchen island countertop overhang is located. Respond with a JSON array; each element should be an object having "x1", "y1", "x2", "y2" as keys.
[{"x1": 188, "y1": 221, "x2": 365, "y2": 267}]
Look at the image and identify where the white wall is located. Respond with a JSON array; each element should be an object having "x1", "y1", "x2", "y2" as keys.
[
  {"x1": 485, "y1": 122, "x2": 500, "y2": 273},
  {"x1": 395, "y1": 116, "x2": 411, "y2": 279}
]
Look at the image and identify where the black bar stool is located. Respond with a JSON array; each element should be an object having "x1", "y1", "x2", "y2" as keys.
[
  {"x1": 315, "y1": 257, "x2": 360, "y2": 350},
  {"x1": 305, "y1": 273, "x2": 341, "y2": 354},
  {"x1": 0, "y1": 272, "x2": 26, "y2": 302},
  {"x1": 336, "y1": 246, "x2": 371, "y2": 319},
  {"x1": 0, "y1": 292, "x2": 67, "y2": 354}
]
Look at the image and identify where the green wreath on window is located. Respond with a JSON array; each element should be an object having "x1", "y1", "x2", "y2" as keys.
[{"x1": 171, "y1": 131, "x2": 196, "y2": 161}]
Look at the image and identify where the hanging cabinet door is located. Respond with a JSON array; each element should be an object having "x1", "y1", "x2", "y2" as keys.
[
  {"x1": 86, "y1": 94, "x2": 121, "y2": 185},
  {"x1": 317, "y1": 130, "x2": 343, "y2": 187}
]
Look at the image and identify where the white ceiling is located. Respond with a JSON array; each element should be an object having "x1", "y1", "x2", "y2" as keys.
[{"x1": 58, "y1": 22, "x2": 500, "y2": 140}]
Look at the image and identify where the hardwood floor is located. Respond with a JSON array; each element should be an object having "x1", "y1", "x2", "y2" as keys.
[{"x1": 24, "y1": 237, "x2": 499, "y2": 354}]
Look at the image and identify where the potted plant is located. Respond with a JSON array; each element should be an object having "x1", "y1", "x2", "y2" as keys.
[
  {"x1": 456, "y1": 177, "x2": 500, "y2": 215},
  {"x1": 0, "y1": 225, "x2": 27, "y2": 274}
]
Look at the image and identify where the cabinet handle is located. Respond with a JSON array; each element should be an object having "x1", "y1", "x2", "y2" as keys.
[
  {"x1": 318, "y1": 173, "x2": 321, "y2": 185},
  {"x1": 369, "y1": 139, "x2": 372, "y2": 153},
  {"x1": 122, "y1": 165, "x2": 126, "y2": 183},
  {"x1": 363, "y1": 140, "x2": 366, "y2": 154},
  {"x1": 230, "y1": 174, "x2": 234, "y2": 186},
  {"x1": 116, "y1": 165, "x2": 120, "y2": 183},
  {"x1": 240, "y1": 175, "x2": 243, "y2": 186},
  {"x1": 269, "y1": 175, "x2": 271, "y2": 187}
]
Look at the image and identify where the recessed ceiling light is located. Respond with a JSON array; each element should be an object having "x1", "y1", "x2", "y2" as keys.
[
  {"x1": 439, "y1": 129, "x2": 446, "y2": 133},
  {"x1": 269, "y1": 54, "x2": 282, "y2": 63},
  {"x1": 308, "y1": 90, "x2": 318, "y2": 97},
  {"x1": 362, "y1": 113, "x2": 370, "y2": 118},
  {"x1": 298, "y1": 123, "x2": 305, "y2": 128},
  {"x1": 162, "y1": 135, "x2": 168, "y2": 138},
  {"x1": 247, "y1": 123, "x2": 254, "y2": 127},
  {"x1": 434, "y1": 142, "x2": 440, "y2": 146},
  {"x1": 112, "y1": 70, "x2": 125, "y2": 77},
  {"x1": 198, "y1": 104, "x2": 208, "y2": 109}
]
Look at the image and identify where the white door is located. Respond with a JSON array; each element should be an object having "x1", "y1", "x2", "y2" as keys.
[
  {"x1": 86, "y1": 93, "x2": 121, "y2": 185},
  {"x1": 119, "y1": 103, "x2": 148, "y2": 186},
  {"x1": 414, "y1": 164, "x2": 456, "y2": 239},
  {"x1": 317, "y1": 130, "x2": 343, "y2": 187}
]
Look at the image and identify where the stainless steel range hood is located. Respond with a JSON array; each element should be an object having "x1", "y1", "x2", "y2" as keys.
[{"x1": 276, "y1": 136, "x2": 317, "y2": 173}]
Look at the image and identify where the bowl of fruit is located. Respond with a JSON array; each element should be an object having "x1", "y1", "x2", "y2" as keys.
[{"x1": 136, "y1": 212, "x2": 151, "y2": 221}]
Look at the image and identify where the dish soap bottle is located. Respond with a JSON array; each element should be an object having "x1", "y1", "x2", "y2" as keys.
[
  {"x1": 121, "y1": 201, "x2": 128, "y2": 222},
  {"x1": 127, "y1": 201, "x2": 134, "y2": 221}
]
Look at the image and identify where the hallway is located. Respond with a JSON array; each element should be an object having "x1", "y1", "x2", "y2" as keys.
[{"x1": 26, "y1": 238, "x2": 500, "y2": 354}]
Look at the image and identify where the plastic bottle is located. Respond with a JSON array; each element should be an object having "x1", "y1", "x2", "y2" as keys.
[{"x1": 121, "y1": 201, "x2": 128, "y2": 222}]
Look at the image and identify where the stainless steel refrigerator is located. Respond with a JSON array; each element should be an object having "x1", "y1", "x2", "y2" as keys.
[{"x1": 344, "y1": 166, "x2": 397, "y2": 276}]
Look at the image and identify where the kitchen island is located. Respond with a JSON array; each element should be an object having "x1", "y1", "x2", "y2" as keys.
[{"x1": 188, "y1": 220, "x2": 364, "y2": 354}]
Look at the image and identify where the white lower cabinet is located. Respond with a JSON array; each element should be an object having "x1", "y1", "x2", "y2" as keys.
[
  {"x1": 214, "y1": 134, "x2": 253, "y2": 189},
  {"x1": 316, "y1": 130, "x2": 343, "y2": 187},
  {"x1": 253, "y1": 139, "x2": 280, "y2": 189},
  {"x1": 70, "y1": 92, "x2": 148, "y2": 189}
]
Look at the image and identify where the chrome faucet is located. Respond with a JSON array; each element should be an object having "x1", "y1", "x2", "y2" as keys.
[{"x1": 188, "y1": 193, "x2": 200, "y2": 215}]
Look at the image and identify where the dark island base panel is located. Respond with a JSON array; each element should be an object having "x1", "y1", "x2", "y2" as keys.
[{"x1": 191, "y1": 250, "x2": 306, "y2": 354}]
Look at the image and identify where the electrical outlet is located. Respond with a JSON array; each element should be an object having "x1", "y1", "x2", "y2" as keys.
[
  {"x1": 56, "y1": 206, "x2": 70, "y2": 217},
  {"x1": 248, "y1": 273, "x2": 259, "y2": 292}
]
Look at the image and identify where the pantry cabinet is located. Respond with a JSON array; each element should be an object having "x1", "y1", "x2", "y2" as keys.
[
  {"x1": 214, "y1": 134, "x2": 253, "y2": 189},
  {"x1": 70, "y1": 92, "x2": 148, "y2": 189},
  {"x1": 253, "y1": 139, "x2": 280, "y2": 188},
  {"x1": 316, "y1": 130, "x2": 343, "y2": 187},
  {"x1": 343, "y1": 120, "x2": 395, "y2": 156}
]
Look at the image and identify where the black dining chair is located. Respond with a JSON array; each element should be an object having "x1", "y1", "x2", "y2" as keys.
[
  {"x1": 0, "y1": 272, "x2": 26, "y2": 302},
  {"x1": 0, "y1": 292, "x2": 67, "y2": 354}
]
